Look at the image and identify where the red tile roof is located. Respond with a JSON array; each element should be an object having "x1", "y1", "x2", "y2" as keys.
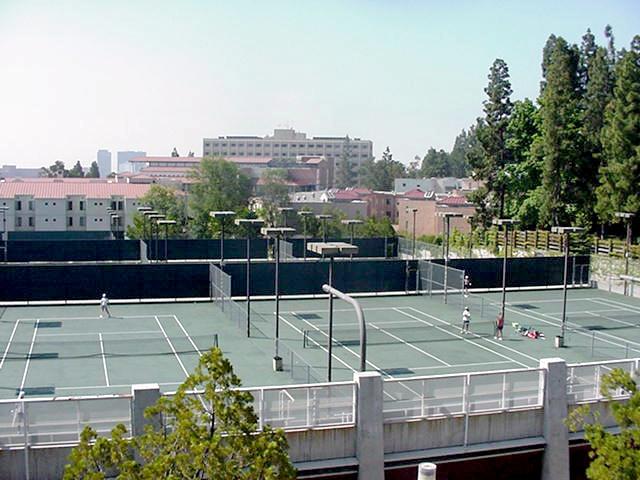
[
  {"x1": 0, "y1": 181, "x2": 152, "y2": 199},
  {"x1": 333, "y1": 190, "x2": 363, "y2": 201},
  {"x1": 225, "y1": 156, "x2": 274, "y2": 165},
  {"x1": 437, "y1": 195, "x2": 470, "y2": 206},
  {"x1": 401, "y1": 188, "x2": 427, "y2": 200},
  {"x1": 130, "y1": 156, "x2": 202, "y2": 164}
]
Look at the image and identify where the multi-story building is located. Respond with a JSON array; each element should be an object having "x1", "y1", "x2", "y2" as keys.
[
  {"x1": 394, "y1": 177, "x2": 482, "y2": 195},
  {"x1": 0, "y1": 165, "x2": 41, "y2": 179},
  {"x1": 0, "y1": 179, "x2": 151, "y2": 238},
  {"x1": 203, "y1": 128, "x2": 373, "y2": 186},
  {"x1": 97, "y1": 150, "x2": 112, "y2": 178},
  {"x1": 117, "y1": 151, "x2": 146, "y2": 173},
  {"x1": 290, "y1": 187, "x2": 397, "y2": 221}
]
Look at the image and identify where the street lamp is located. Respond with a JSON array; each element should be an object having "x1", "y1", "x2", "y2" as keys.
[
  {"x1": 493, "y1": 218, "x2": 519, "y2": 323},
  {"x1": 137, "y1": 206, "x2": 152, "y2": 240},
  {"x1": 261, "y1": 226, "x2": 296, "y2": 371},
  {"x1": 278, "y1": 207, "x2": 294, "y2": 228},
  {"x1": 438, "y1": 211, "x2": 464, "y2": 303},
  {"x1": 235, "y1": 218, "x2": 264, "y2": 337},
  {"x1": 307, "y1": 241, "x2": 359, "y2": 382},
  {"x1": 142, "y1": 210, "x2": 159, "y2": 260},
  {"x1": 551, "y1": 226, "x2": 585, "y2": 347},
  {"x1": 316, "y1": 214, "x2": 333, "y2": 243},
  {"x1": 156, "y1": 219, "x2": 176, "y2": 262},
  {"x1": 209, "y1": 211, "x2": 236, "y2": 265},
  {"x1": 0, "y1": 206, "x2": 8, "y2": 262},
  {"x1": 615, "y1": 212, "x2": 635, "y2": 296},
  {"x1": 341, "y1": 219, "x2": 363, "y2": 259},
  {"x1": 298, "y1": 210, "x2": 313, "y2": 260},
  {"x1": 148, "y1": 214, "x2": 166, "y2": 262}
]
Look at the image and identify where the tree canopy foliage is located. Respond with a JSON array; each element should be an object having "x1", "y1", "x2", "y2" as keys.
[{"x1": 64, "y1": 348, "x2": 296, "y2": 479}]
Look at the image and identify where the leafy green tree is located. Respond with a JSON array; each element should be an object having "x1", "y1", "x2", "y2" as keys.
[
  {"x1": 68, "y1": 161, "x2": 85, "y2": 178},
  {"x1": 361, "y1": 147, "x2": 406, "y2": 190},
  {"x1": 39, "y1": 160, "x2": 67, "y2": 178},
  {"x1": 360, "y1": 216, "x2": 395, "y2": 237},
  {"x1": 539, "y1": 37, "x2": 586, "y2": 227},
  {"x1": 420, "y1": 148, "x2": 450, "y2": 177},
  {"x1": 260, "y1": 169, "x2": 290, "y2": 226},
  {"x1": 87, "y1": 161, "x2": 100, "y2": 178},
  {"x1": 470, "y1": 58, "x2": 514, "y2": 222},
  {"x1": 127, "y1": 185, "x2": 186, "y2": 239},
  {"x1": 335, "y1": 136, "x2": 356, "y2": 188},
  {"x1": 448, "y1": 128, "x2": 474, "y2": 177},
  {"x1": 567, "y1": 368, "x2": 640, "y2": 479},
  {"x1": 188, "y1": 157, "x2": 252, "y2": 238},
  {"x1": 63, "y1": 347, "x2": 296, "y2": 479},
  {"x1": 596, "y1": 36, "x2": 640, "y2": 221}
]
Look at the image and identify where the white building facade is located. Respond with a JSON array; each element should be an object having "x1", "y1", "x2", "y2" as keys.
[
  {"x1": 96, "y1": 150, "x2": 112, "y2": 178},
  {"x1": 0, "y1": 181, "x2": 151, "y2": 237},
  {"x1": 203, "y1": 128, "x2": 373, "y2": 186}
]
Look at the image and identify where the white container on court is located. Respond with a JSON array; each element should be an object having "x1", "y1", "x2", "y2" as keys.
[{"x1": 418, "y1": 462, "x2": 436, "y2": 480}]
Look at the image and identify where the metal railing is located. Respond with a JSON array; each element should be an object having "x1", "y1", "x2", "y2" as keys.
[
  {"x1": 567, "y1": 358, "x2": 639, "y2": 404},
  {"x1": 0, "y1": 394, "x2": 132, "y2": 448},
  {"x1": 382, "y1": 367, "x2": 545, "y2": 423}
]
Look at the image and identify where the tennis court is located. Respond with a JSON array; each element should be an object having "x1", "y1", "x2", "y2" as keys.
[{"x1": 0, "y1": 286, "x2": 639, "y2": 399}]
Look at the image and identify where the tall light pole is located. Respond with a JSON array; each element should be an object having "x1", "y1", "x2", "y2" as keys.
[
  {"x1": 341, "y1": 219, "x2": 363, "y2": 259},
  {"x1": 142, "y1": 210, "x2": 158, "y2": 260},
  {"x1": 438, "y1": 211, "x2": 463, "y2": 303},
  {"x1": 209, "y1": 211, "x2": 236, "y2": 265},
  {"x1": 316, "y1": 214, "x2": 332, "y2": 242},
  {"x1": 261, "y1": 226, "x2": 296, "y2": 371},
  {"x1": 0, "y1": 206, "x2": 8, "y2": 262},
  {"x1": 156, "y1": 220, "x2": 176, "y2": 262},
  {"x1": 307, "y1": 241, "x2": 359, "y2": 382},
  {"x1": 278, "y1": 207, "x2": 294, "y2": 228},
  {"x1": 493, "y1": 219, "x2": 519, "y2": 323},
  {"x1": 298, "y1": 210, "x2": 313, "y2": 260},
  {"x1": 615, "y1": 212, "x2": 635, "y2": 296},
  {"x1": 148, "y1": 214, "x2": 165, "y2": 262},
  {"x1": 551, "y1": 226, "x2": 584, "y2": 347},
  {"x1": 137, "y1": 206, "x2": 152, "y2": 241},
  {"x1": 411, "y1": 208, "x2": 418, "y2": 259},
  {"x1": 235, "y1": 218, "x2": 264, "y2": 337}
]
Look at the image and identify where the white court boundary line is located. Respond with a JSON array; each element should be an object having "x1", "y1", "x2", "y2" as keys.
[
  {"x1": 0, "y1": 319, "x2": 21, "y2": 369},
  {"x1": 587, "y1": 297, "x2": 640, "y2": 314},
  {"x1": 19, "y1": 319, "x2": 39, "y2": 391},
  {"x1": 154, "y1": 316, "x2": 189, "y2": 378},
  {"x1": 15, "y1": 314, "x2": 176, "y2": 322},
  {"x1": 398, "y1": 307, "x2": 534, "y2": 368},
  {"x1": 36, "y1": 330, "x2": 160, "y2": 338},
  {"x1": 99, "y1": 333, "x2": 110, "y2": 387},
  {"x1": 172, "y1": 315, "x2": 202, "y2": 356},
  {"x1": 368, "y1": 323, "x2": 450, "y2": 366}
]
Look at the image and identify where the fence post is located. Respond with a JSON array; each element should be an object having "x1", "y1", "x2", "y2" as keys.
[
  {"x1": 354, "y1": 371, "x2": 384, "y2": 480},
  {"x1": 540, "y1": 358, "x2": 569, "y2": 480},
  {"x1": 131, "y1": 384, "x2": 161, "y2": 437}
]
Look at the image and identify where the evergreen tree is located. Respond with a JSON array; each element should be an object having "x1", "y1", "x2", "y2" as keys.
[
  {"x1": 470, "y1": 58, "x2": 513, "y2": 223},
  {"x1": 596, "y1": 36, "x2": 640, "y2": 221},
  {"x1": 420, "y1": 148, "x2": 450, "y2": 177},
  {"x1": 335, "y1": 136, "x2": 356, "y2": 188},
  {"x1": 361, "y1": 146, "x2": 405, "y2": 190},
  {"x1": 87, "y1": 161, "x2": 100, "y2": 178},
  {"x1": 68, "y1": 161, "x2": 85, "y2": 178},
  {"x1": 539, "y1": 37, "x2": 585, "y2": 226},
  {"x1": 449, "y1": 128, "x2": 475, "y2": 177}
]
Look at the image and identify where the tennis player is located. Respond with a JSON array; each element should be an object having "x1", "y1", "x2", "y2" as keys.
[
  {"x1": 463, "y1": 275, "x2": 471, "y2": 297},
  {"x1": 100, "y1": 293, "x2": 112, "y2": 318},
  {"x1": 461, "y1": 307, "x2": 471, "y2": 334},
  {"x1": 495, "y1": 312, "x2": 504, "y2": 340}
]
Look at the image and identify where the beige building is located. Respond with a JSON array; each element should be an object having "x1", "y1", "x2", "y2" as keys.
[
  {"x1": 0, "y1": 179, "x2": 151, "y2": 237},
  {"x1": 396, "y1": 190, "x2": 475, "y2": 237},
  {"x1": 203, "y1": 128, "x2": 373, "y2": 186}
]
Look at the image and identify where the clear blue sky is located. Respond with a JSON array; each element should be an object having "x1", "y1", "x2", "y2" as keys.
[{"x1": 1, "y1": 0, "x2": 638, "y2": 169}]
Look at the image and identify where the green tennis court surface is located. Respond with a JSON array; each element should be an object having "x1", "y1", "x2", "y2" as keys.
[{"x1": 0, "y1": 287, "x2": 639, "y2": 399}]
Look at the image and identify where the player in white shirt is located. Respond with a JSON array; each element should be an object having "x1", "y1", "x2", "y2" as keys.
[
  {"x1": 100, "y1": 293, "x2": 111, "y2": 318},
  {"x1": 461, "y1": 307, "x2": 471, "y2": 334}
]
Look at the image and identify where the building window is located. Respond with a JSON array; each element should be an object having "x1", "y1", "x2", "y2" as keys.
[
  {"x1": 118, "y1": 201, "x2": 123, "y2": 210},
  {"x1": 15, "y1": 200, "x2": 21, "y2": 211},
  {"x1": 53, "y1": 202, "x2": 56, "y2": 206},
  {"x1": 28, "y1": 201, "x2": 34, "y2": 211},
  {"x1": 52, "y1": 218, "x2": 56, "y2": 222},
  {"x1": 111, "y1": 201, "x2": 116, "y2": 210},
  {"x1": 80, "y1": 217, "x2": 85, "y2": 227},
  {"x1": 16, "y1": 217, "x2": 22, "y2": 227},
  {"x1": 68, "y1": 217, "x2": 73, "y2": 227},
  {"x1": 28, "y1": 217, "x2": 34, "y2": 227},
  {"x1": 80, "y1": 201, "x2": 85, "y2": 211},
  {"x1": 45, "y1": 218, "x2": 48, "y2": 222},
  {"x1": 67, "y1": 201, "x2": 73, "y2": 211}
]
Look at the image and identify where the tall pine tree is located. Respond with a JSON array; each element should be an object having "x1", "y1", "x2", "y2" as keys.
[
  {"x1": 539, "y1": 37, "x2": 585, "y2": 226},
  {"x1": 335, "y1": 136, "x2": 356, "y2": 188},
  {"x1": 596, "y1": 36, "x2": 640, "y2": 220},
  {"x1": 469, "y1": 58, "x2": 513, "y2": 223}
]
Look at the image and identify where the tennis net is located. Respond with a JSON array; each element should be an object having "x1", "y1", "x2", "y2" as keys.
[
  {"x1": 303, "y1": 320, "x2": 496, "y2": 348},
  {"x1": 418, "y1": 260, "x2": 465, "y2": 305}
]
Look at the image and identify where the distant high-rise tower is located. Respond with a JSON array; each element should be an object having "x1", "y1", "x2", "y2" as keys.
[
  {"x1": 117, "y1": 151, "x2": 146, "y2": 173},
  {"x1": 96, "y1": 150, "x2": 112, "y2": 178}
]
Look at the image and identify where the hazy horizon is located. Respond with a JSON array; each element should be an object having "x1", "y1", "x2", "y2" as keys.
[{"x1": 1, "y1": 0, "x2": 638, "y2": 169}]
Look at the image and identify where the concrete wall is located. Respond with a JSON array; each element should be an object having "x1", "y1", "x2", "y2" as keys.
[{"x1": 286, "y1": 426, "x2": 356, "y2": 462}]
